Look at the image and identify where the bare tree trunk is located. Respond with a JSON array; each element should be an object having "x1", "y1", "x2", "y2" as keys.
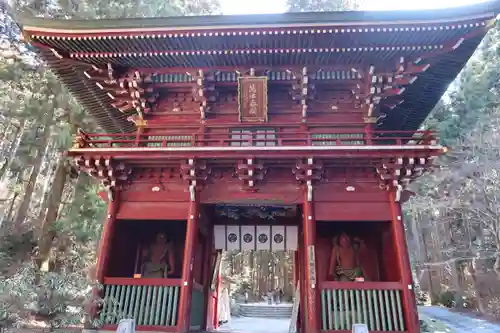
[
  {"x1": 450, "y1": 261, "x2": 464, "y2": 307},
  {"x1": 13, "y1": 118, "x2": 53, "y2": 228},
  {"x1": 0, "y1": 120, "x2": 25, "y2": 181},
  {"x1": 467, "y1": 259, "x2": 487, "y2": 314},
  {"x1": 36, "y1": 157, "x2": 69, "y2": 271},
  {"x1": 3, "y1": 192, "x2": 19, "y2": 226},
  {"x1": 495, "y1": 228, "x2": 500, "y2": 279},
  {"x1": 0, "y1": 157, "x2": 7, "y2": 178},
  {"x1": 494, "y1": 254, "x2": 500, "y2": 280}
]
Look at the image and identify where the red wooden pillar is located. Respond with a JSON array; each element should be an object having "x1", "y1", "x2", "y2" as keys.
[
  {"x1": 298, "y1": 232, "x2": 306, "y2": 333},
  {"x1": 88, "y1": 190, "x2": 120, "y2": 323},
  {"x1": 96, "y1": 190, "x2": 120, "y2": 282},
  {"x1": 303, "y1": 189, "x2": 318, "y2": 333},
  {"x1": 178, "y1": 190, "x2": 200, "y2": 333},
  {"x1": 389, "y1": 190, "x2": 419, "y2": 333}
]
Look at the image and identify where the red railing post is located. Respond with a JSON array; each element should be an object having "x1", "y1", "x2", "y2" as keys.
[
  {"x1": 135, "y1": 128, "x2": 143, "y2": 147},
  {"x1": 365, "y1": 125, "x2": 373, "y2": 145}
]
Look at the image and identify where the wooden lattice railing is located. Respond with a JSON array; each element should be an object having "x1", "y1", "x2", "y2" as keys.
[
  {"x1": 320, "y1": 282, "x2": 405, "y2": 332},
  {"x1": 100, "y1": 278, "x2": 180, "y2": 328},
  {"x1": 72, "y1": 129, "x2": 437, "y2": 149}
]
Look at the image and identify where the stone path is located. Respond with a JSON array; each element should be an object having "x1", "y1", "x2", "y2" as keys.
[
  {"x1": 217, "y1": 317, "x2": 290, "y2": 333},
  {"x1": 419, "y1": 306, "x2": 500, "y2": 333},
  {"x1": 216, "y1": 307, "x2": 500, "y2": 333}
]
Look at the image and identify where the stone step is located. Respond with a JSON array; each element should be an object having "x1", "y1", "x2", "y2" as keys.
[
  {"x1": 239, "y1": 306, "x2": 292, "y2": 311},
  {"x1": 239, "y1": 304, "x2": 293, "y2": 318}
]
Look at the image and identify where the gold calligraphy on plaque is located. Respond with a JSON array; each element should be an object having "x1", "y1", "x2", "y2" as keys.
[{"x1": 238, "y1": 76, "x2": 268, "y2": 122}]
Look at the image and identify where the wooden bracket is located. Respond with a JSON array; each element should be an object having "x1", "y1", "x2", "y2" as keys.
[
  {"x1": 375, "y1": 156, "x2": 433, "y2": 196},
  {"x1": 290, "y1": 67, "x2": 310, "y2": 121},
  {"x1": 189, "y1": 69, "x2": 215, "y2": 121},
  {"x1": 294, "y1": 157, "x2": 322, "y2": 199},
  {"x1": 73, "y1": 156, "x2": 132, "y2": 193},
  {"x1": 235, "y1": 158, "x2": 267, "y2": 191},
  {"x1": 84, "y1": 66, "x2": 156, "y2": 120},
  {"x1": 180, "y1": 159, "x2": 210, "y2": 193}
]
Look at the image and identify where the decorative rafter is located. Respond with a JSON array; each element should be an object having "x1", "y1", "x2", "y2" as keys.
[
  {"x1": 118, "y1": 70, "x2": 156, "y2": 117},
  {"x1": 353, "y1": 56, "x2": 434, "y2": 124},
  {"x1": 68, "y1": 44, "x2": 451, "y2": 60},
  {"x1": 84, "y1": 65, "x2": 158, "y2": 121},
  {"x1": 29, "y1": 19, "x2": 489, "y2": 42}
]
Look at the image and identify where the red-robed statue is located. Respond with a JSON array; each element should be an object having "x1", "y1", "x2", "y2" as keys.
[
  {"x1": 328, "y1": 232, "x2": 365, "y2": 281},
  {"x1": 141, "y1": 232, "x2": 175, "y2": 278}
]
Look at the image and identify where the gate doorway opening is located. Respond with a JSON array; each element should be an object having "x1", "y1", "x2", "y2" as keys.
[{"x1": 212, "y1": 204, "x2": 300, "y2": 333}]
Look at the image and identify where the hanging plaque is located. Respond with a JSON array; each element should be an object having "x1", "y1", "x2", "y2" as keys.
[
  {"x1": 307, "y1": 245, "x2": 317, "y2": 288},
  {"x1": 238, "y1": 76, "x2": 268, "y2": 122}
]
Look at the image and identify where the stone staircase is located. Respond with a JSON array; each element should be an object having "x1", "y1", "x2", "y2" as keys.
[{"x1": 239, "y1": 303, "x2": 293, "y2": 318}]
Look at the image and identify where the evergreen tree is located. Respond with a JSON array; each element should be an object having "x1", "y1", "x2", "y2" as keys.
[
  {"x1": 286, "y1": 0, "x2": 358, "y2": 12},
  {"x1": 0, "y1": 0, "x2": 221, "y2": 329},
  {"x1": 407, "y1": 26, "x2": 500, "y2": 314}
]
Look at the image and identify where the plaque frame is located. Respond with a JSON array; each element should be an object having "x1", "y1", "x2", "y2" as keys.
[{"x1": 237, "y1": 76, "x2": 269, "y2": 123}]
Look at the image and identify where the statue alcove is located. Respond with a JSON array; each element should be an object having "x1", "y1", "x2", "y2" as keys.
[
  {"x1": 106, "y1": 219, "x2": 187, "y2": 279},
  {"x1": 316, "y1": 221, "x2": 400, "y2": 283}
]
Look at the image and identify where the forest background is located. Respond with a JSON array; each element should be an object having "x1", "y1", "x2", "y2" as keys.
[{"x1": 0, "y1": 0, "x2": 499, "y2": 329}]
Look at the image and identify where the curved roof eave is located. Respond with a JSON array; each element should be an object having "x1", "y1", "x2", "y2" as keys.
[{"x1": 19, "y1": 0, "x2": 500, "y2": 34}]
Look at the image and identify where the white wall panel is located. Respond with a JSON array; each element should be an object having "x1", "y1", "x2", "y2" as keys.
[
  {"x1": 214, "y1": 225, "x2": 226, "y2": 250},
  {"x1": 286, "y1": 226, "x2": 298, "y2": 251}
]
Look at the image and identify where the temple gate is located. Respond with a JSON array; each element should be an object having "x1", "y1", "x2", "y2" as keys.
[{"x1": 20, "y1": 2, "x2": 500, "y2": 333}]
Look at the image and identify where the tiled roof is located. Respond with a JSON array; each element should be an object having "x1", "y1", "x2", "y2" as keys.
[{"x1": 20, "y1": 1, "x2": 500, "y2": 133}]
